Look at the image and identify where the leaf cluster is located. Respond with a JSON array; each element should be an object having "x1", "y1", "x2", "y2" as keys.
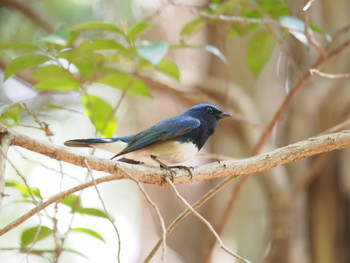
[{"x1": 5, "y1": 181, "x2": 107, "y2": 258}]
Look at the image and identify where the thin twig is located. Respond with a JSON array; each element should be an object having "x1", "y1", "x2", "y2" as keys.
[
  {"x1": 13, "y1": 148, "x2": 82, "y2": 183},
  {"x1": 310, "y1": 69, "x2": 350, "y2": 79},
  {"x1": 165, "y1": 178, "x2": 250, "y2": 263},
  {"x1": 0, "y1": 174, "x2": 118, "y2": 236},
  {"x1": 144, "y1": 175, "x2": 235, "y2": 262},
  {"x1": 303, "y1": 0, "x2": 317, "y2": 11},
  {"x1": 302, "y1": 11, "x2": 326, "y2": 57},
  {"x1": 22, "y1": 103, "x2": 54, "y2": 137},
  {"x1": 0, "y1": 130, "x2": 350, "y2": 238},
  {"x1": 83, "y1": 159, "x2": 121, "y2": 263},
  {"x1": 115, "y1": 164, "x2": 168, "y2": 262},
  {"x1": 0, "y1": 146, "x2": 47, "y2": 261},
  {"x1": 253, "y1": 40, "x2": 350, "y2": 154}
]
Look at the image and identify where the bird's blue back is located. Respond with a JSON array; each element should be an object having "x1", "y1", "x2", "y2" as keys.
[
  {"x1": 115, "y1": 104, "x2": 224, "y2": 157},
  {"x1": 65, "y1": 104, "x2": 229, "y2": 164}
]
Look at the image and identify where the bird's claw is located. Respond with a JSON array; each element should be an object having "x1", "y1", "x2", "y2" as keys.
[
  {"x1": 168, "y1": 165, "x2": 193, "y2": 179},
  {"x1": 151, "y1": 155, "x2": 193, "y2": 182}
]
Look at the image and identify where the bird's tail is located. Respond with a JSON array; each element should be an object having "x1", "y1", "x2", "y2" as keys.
[
  {"x1": 64, "y1": 138, "x2": 117, "y2": 147},
  {"x1": 64, "y1": 139, "x2": 94, "y2": 147}
]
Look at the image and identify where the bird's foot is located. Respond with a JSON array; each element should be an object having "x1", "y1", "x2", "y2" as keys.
[
  {"x1": 151, "y1": 155, "x2": 176, "y2": 182},
  {"x1": 151, "y1": 155, "x2": 193, "y2": 182},
  {"x1": 167, "y1": 165, "x2": 193, "y2": 179}
]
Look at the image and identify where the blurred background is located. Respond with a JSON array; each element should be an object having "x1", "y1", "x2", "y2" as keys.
[{"x1": 0, "y1": 0, "x2": 350, "y2": 262}]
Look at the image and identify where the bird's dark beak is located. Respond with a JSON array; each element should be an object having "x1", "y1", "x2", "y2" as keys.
[{"x1": 218, "y1": 112, "x2": 231, "y2": 119}]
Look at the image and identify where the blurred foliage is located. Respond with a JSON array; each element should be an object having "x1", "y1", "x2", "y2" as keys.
[
  {"x1": 0, "y1": 0, "x2": 334, "y2": 262},
  {"x1": 5, "y1": 179, "x2": 108, "y2": 258},
  {"x1": 0, "y1": 0, "x2": 329, "y2": 134}
]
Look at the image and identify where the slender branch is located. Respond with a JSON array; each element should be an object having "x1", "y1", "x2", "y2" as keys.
[
  {"x1": 310, "y1": 69, "x2": 350, "y2": 79},
  {"x1": 0, "y1": 125, "x2": 349, "y2": 237},
  {"x1": 165, "y1": 178, "x2": 250, "y2": 263},
  {"x1": 253, "y1": 40, "x2": 350, "y2": 154},
  {"x1": 0, "y1": 174, "x2": 117, "y2": 236},
  {"x1": 1, "y1": 124, "x2": 350, "y2": 185},
  {"x1": 144, "y1": 176, "x2": 235, "y2": 262},
  {"x1": 116, "y1": 165, "x2": 168, "y2": 262},
  {"x1": 168, "y1": 0, "x2": 289, "y2": 30},
  {"x1": 84, "y1": 160, "x2": 121, "y2": 263},
  {"x1": 303, "y1": 0, "x2": 317, "y2": 11},
  {"x1": 302, "y1": 11, "x2": 326, "y2": 57}
]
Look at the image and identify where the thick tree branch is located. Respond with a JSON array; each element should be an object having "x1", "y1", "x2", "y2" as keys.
[
  {"x1": 0, "y1": 123, "x2": 350, "y2": 185},
  {"x1": 0, "y1": 125, "x2": 349, "y2": 237}
]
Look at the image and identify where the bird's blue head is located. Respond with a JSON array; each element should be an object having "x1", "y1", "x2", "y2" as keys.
[
  {"x1": 183, "y1": 104, "x2": 231, "y2": 121},
  {"x1": 181, "y1": 104, "x2": 231, "y2": 149}
]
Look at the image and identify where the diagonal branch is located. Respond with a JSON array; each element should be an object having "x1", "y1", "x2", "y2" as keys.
[
  {"x1": 1, "y1": 124, "x2": 350, "y2": 185},
  {"x1": 0, "y1": 123, "x2": 349, "y2": 237}
]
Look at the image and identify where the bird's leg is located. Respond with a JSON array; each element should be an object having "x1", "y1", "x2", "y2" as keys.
[
  {"x1": 169, "y1": 165, "x2": 193, "y2": 179},
  {"x1": 150, "y1": 155, "x2": 175, "y2": 182},
  {"x1": 150, "y1": 155, "x2": 193, "y2": 181}
]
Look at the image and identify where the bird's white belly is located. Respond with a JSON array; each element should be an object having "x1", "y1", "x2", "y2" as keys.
[
  {"x1": 124, "y1": 141, "x2": 199, "y2": 165},
  {"x1": 92, "y1": 140, "x2": 198, "y2": 165}
]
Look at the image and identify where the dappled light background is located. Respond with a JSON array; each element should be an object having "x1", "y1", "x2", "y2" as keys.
[{"x1": 0, "y1": 0, "x2": 350, "y2": 263}]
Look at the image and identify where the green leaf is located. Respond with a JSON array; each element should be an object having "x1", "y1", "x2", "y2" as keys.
[
  {"x1": 0, "y1": 103, "x2": 22, "y2": 126},
  {"x1": 128, "y1": 21, "x2": 151, "y2": 41},
  {"x1": 71, "y1": 21, "x2": 123, "y2": 34},
  {"x1": 137, "y1": 41, "x2": 169, "y2": 66},
  {"x1": 33, "y1": 65, "x2": 80, "y2": 91},
  {"x1": 5, "y1": 180, "x2": 42, "y2": 200},
  {"x1": 310, "y1": 24, "x2": 332, "y2": 42},
  {"x1": 0, "y1": 42, "x2": 40, "y2": 52},
  {"x1": 180, "y1": 18, "x2": 206, "y2": 41},
  {"x1": 59, "y1": 49, "x2": 102, "y2": 78},
  {"x1": 258, "y1": 0, "x2": 290, "y2": 18},
  {"x1": 78, "y1": 39, "x2": 126, "y2": 53},
  {"x1": 246, "y1": 30, "x2": 275, "y2": 77},
  {"x1": 41, "y1": 25, "x2": 70, "y2": 46},
  {"x1": 97, "y1": 72, "x2": 152, "y2": 97},
  {"x1": 96, "y1": 71, "x2": 130, "y2": 90},
  {"x1": 83, "y1": 94, "x2": 117, "y2": 137},
  {"x1": 279, "y1": 16, "x2": 308, "y2": 46},
  {"x1": 21, "y1": 226, "x2": 53, "y2": 247},
  {"x1": 77, "y1": 207, "x2": 109, "y2": 218},
  {"x1": 71, "y1": 228, "x2": 105, "y2": 242},
  {"x1": 5, "y1": 54, "x2": 50, "y2": 80},
  {"x1": 60, "y1": 195, "x2": 81, "y2": 210},
  {"x1": 0, "y1": 104, "x2": 13, "y2": 115},
  {"x1": 156, "y1": 59, "x2": 181, "y2": 81},
  {"x1": 130, "y1": 78, "x2": 152, "y2": 97}
]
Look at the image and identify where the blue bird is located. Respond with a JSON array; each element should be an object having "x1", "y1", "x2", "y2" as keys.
[{"x1": 64, "y1": 104, "x2": 230, "y2": 166}]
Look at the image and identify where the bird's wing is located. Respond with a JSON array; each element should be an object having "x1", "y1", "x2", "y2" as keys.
[{"x1": 114, "y1": 116, "x2": 200, "y2": 157}]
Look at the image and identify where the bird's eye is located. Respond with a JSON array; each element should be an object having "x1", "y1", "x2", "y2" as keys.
[{"x1": 205, "y1": 107, "x2": 214, "y2": 114}]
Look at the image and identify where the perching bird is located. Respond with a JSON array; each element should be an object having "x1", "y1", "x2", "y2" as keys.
[{"x1": 64, "y1": 104, "x2": 230, "y2": 166}]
